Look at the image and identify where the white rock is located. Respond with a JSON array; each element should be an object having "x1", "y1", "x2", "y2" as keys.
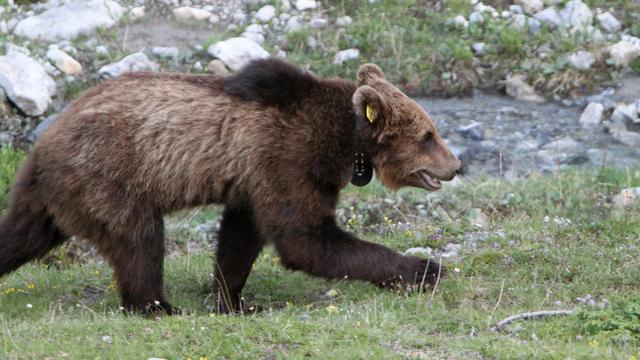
[
  {"x1": 0, "y1": 51, "x2": 56, "y2": 116},
  {"x1": 276, "y1": 50, "x2": 287, "y2": 58},
  {"x1": 152, "y1": 46, "x2": 179, "y2": 59},
  {"x1": 207, "y1": 37, "x2": 270, "y2": 72},
  {"x1": 14, "y1": 0, "x2": 123, "y2": 42},
  {"x1": 610, "y1": 103, "x2": 638, "y2": 122},
  {"x1": 622, "y1": 35, "x2": 640, "y2": 49},
  {"x1": 452, "y1": 15, "x2": 468, "y2": 29},
  {"x1": 129, "y1": 6, "x2": 145, "y2": 20},
  {"x1": 209, "y1": 14, "x2": 220, "y2": 24},
  {"x1": 285, "y1": 16, "x2": 302, "y2": 32},
  {"x1": 0, "y1": 20, "x2": 7, "y2": 34},
  {"x1": 596, "y1": 11, "x2": 620, "y2": 33},
  {"x1": 6, "y1": 18, "x2": 17, "y2": 32},
  {"x1": 608, "y1": 41, "x2": 640, "y2": 67},
  {"x1": 254, "y1": 5, "x2": 276, "y2": 22},
  {"x1": 613, "y1": 187, "x2": 640, "y2": 208},
  {"x1": 280, "y1": 0, "x2": 291, "y2": 12},
  {"x1": 471, "y1": 42, "x2": 485, "y2": 56},
  {"x1": 46, "y1": 45, "x2": 82, "y2": 75},
  {"x1": 509, "y1": 5, "x2": 524, "y2": 14},
  {"x1": 404, "y1": 247, "x2": 432, "y2": 257},
  {"x1": 333, "y1": 48, "x2": 359, "y2": 65},
  {"x1": 611, "y1": 129, "x2": 640, "y2": 147},
  {"x1": 95, "y1": 45, "x2": 109, "y2": 56},
  {"x1": 512, "y1": 14, "x2": 541, "y2": 33},
  {"x1": 310, "y1": 18, "x2": 328, "y2": 29},
  {"x1": 533, "y1": 7, "x2": 562, "y2": 28},
  {"x1": 578, "y1": 102, "x2": 603, "y2": 126},
  {"x1": 231, "y1": 10, "x2": 247, "y2": 24},
  {"x1": 5, "y1": 42, "x2": 30, "y2": 55},
  {"x1": 515, "y1": 0, "x2": 544, "y2": 14},
  {"x1": 559, "y1": 0, "x2": 593, "y2": 28},
  {"x1": 469, "y1": 11, "x2": 484, "y2": 24},
  {"x1": 542, "y1": 136, "x2": 582, "y2": 152},
  {"x1": 505, "y1": 74, "x2": 545, "y2": 102},
  {"x1": 568, "y1": 50, "x2": 596, "y2": 70},
  {"x1": 295, "y1": 0, "x2": 316, "y2": 11},
  {"x1": 336, "y1": 16, "x2": 353, "y2": 27},
  {"x1": 173, "y1": 7, "x2": 212, "y2": 21},
  {"x1": 469, "y1": 208, "x2": 489, "y2": 228},
  {"x1": 98, "y1": 52, "x2": 159, "y2": 78}
]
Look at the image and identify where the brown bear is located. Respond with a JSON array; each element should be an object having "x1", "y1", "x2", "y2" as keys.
[{"x1": 0, "y1": 58, "x2": 460, "y2": 314}]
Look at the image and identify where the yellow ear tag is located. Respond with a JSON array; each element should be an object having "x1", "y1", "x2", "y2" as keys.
[{"x1": 365, "y1": 104, "x2": 376, "y2": 123}]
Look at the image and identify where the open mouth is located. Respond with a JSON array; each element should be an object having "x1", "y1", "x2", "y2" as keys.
[{"x1": 417, "y1": 170, "x2": 443, "y2": 191}]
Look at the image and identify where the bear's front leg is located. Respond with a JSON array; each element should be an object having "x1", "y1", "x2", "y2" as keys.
[{"x1": 264, "y1": 216, "x2": 444, "y2": 290}]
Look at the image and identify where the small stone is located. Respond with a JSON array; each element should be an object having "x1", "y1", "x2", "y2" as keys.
[
  {"x1": 207, "y1": 59, "x2": 229, "y2": 75},
  {"x1": 173, "y1": 7, "x2": 212, "y2": 21},
  {"x1": 207, "y1": 37, "x2": 270, "y2": 71},
  {"x1": 295, "y1": 0, "x2": 316, "y2": 11},
  {"x1": 152, "y1": 46, "x2": 179, "y2": 59},
  {"x1": 578, "y1": 102, "x2": 603, "y2": 126},
  {"x1": 285, "y1": 16, "x2": 302, "y2": 32},
  {"x1": 596, "y1": 11, "x2": 620, "y2": 33},
  {"x1": 469, "y1": 208, "x2": 490, "y2": 228},
  {"x1": 505, "y1": 74, "x2": 545, "y2": 103},
  {"x1": 404, "y1": 247, "x2": 432, "y2": 257},
  {"x1": 611, "y1": 129, "x2": 640, "y2": 147},
  {"x1": 559, "y1": 0, "x2": 593, "y2": 28},
  {"x1": 613, "y1": 187, "x2": 640, "y2": 208},
  {"x1": 509, "y1": 5, "x2": 524, "y2": 14},
  {"x1": 98, "y1": 52, "x2": 159, "y2": 78},
  {"x1": 336, "y1": 16, "x2": 353, "y2": 27},
  {"x1": 452, "y1": 15, "x2": 468, "y2": 29},
  {"x1": 333, "y1": 48, "x2": 359, "y2": 65},
  {"x1": 209, "y1": 14, "x2": 220, "y2": 24},
  {"x1": 512, "y1": 14, "x2": 541, "y2": 33},
  {"x1": 95, "y1": 45, "x2": 109, "y2": 56},
  {"x1": 129, "y1": 6, "x2": 145, "y2": 20},
  {"x1": 542, "y1": 136, "x2": 582, "y2": 152},
  {"x1": 515, "y1": 0, "x2": 544, "y2": 15},
  {"x1": 254, "y1": 5, "x2": 276, "y2": 22},
  {"x1": 46, "y1": 45, "x2": 82, "y2": 75},
  {"x1": 568, "y1": 50, "x2": 596, "y2": 70},
  {"x1": 231, "y1": 10, "x2": 247, "y2": 25},
  {"x1": 101, "y1": 335, "x2": 113, "y2": 344},
  {"x1": 193, "y1": 61, "x2": 203, "y2": 71},
  {"x1": 310, "y1": 18, "x2": 328, "y2": 29},
  {"x1": 471, "y1": 42, "x2": 485, "y2": 56},
  {"x1": 608, "y1": 41, "x2": 640, "y2": 67},
  {"x1": 610, "y1": 103, "x2": 638, "y2": 123},
  {"x1": 457, "y1": 121, "x2": 484, "y2": 140},
  {"x1": 469, "y1": 11, "x2": 484, "y2": 24},
  {"x1": 0, "y1": 20, "x2": 7, "y2": 34},
  {"x1": 533, "y1": 7, "x2": 562, "y2": 28}
]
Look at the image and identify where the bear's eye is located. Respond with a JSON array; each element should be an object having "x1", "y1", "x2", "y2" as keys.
[{"x1": 419, "y1": 132, "x2": 434, "y2": 150}]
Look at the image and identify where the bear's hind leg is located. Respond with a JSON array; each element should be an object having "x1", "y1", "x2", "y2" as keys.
[
  {"x1": 101, "y1": 208, "x2": 179, "y2": 315},
  {"x1": 213, "y1": 207, "x2": 265, "y2": 314}
]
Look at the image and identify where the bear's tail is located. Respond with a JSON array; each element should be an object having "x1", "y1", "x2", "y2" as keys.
[{"x1": 0, "y1": 155, "x2": 66, "y2": 277}]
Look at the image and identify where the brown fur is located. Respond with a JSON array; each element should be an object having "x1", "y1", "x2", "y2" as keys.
[{"x1": 0, "y1": 59, "x2": 460, "y2": 314}]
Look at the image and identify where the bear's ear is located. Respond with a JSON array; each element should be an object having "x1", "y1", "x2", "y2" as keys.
[
  {"x1": 352, "y1": 85, "x2": 388, "y2": 125},
  {"x1": 357, "y1": 63, "x2": 385, "y2": 86}
]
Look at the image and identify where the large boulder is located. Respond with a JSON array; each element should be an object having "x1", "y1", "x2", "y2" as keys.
[
  {"x1": 207, "y1": 37, "x2": 270, "y2": 72},
  {"x1": 14, "y1": 0, "x2": 124, "y2": 42},
  {"x1": 0, "y1": 50, "x2": 56, "y2": 116}
]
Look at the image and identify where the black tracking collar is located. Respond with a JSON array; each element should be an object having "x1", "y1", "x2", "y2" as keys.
[{"x1": 350, "y1": 115, "x2": 373, "y2": 187}]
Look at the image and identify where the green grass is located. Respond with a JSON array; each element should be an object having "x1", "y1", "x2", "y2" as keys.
[
  {"x1": 1, "y1": 167, "x2": 640, "y2": 359},
  {"x1": 0, "y1": 146, "x2": 25, "y2": 209}
]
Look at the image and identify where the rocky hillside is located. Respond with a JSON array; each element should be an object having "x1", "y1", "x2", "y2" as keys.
[{"x1": 0, "y1": 0, "x2": 639, "y2": 152}]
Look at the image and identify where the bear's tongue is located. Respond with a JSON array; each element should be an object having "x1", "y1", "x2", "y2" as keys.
[{"x1": 419, "y1": 171, "x2": 442, "y2": 190}]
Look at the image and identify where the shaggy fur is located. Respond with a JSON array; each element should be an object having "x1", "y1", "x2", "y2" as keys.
[{"x1": 0, "y1": 58, "x2": 460, "y2": 314}]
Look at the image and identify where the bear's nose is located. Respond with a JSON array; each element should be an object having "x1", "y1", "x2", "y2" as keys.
[{"x1": 455, "y1": 160, "x2": 466, "y2": 176}]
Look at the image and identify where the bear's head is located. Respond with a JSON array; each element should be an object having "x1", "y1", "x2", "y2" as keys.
[{"x1": 353, "y1": 64, "x2": 461, "y2": 191}]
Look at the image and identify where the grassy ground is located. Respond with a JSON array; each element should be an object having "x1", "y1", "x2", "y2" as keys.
[{"x1": 1, "y1": 141, "x2": 639, "y2": 359}]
